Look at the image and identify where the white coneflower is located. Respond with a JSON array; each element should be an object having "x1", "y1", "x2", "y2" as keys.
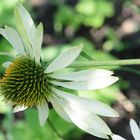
[{"x1": 0, "y1": 4, "x2": 119, "y2": 139}]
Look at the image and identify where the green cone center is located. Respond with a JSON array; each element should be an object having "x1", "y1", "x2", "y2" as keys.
[{"x1": 0, "y1": 56, "x2": 50, "y2": 107}]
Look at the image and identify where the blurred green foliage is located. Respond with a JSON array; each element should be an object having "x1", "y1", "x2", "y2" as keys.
[
  {"x1": 103, "y1": 29, "x2": 126, "y2": 52},
  {"x1": 54, "y1": 0, "x2": 114, "y2": 32},
  {"x1": 0, "y1": 0, "x2": 25, "y2": 26},
  {"x1": 1, "y1": 109, "x2": 82, "y2": 140}
]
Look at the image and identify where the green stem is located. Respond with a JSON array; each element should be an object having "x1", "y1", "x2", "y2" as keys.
[
  {"x1": 48, "y1": 119, "x2": 65, "y2": 140},
  {"x1": 70, "y1": 59, "x2": 140, "y2": 68}
]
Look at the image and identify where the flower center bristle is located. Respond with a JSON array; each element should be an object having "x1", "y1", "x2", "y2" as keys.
[{"x1": 0, "y1": 56, "x2": 50, "y2": 107}]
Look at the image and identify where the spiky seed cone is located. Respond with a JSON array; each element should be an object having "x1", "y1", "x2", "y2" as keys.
[{"x1": 0, "y1": 56, "x2": 50, "y2": 107}]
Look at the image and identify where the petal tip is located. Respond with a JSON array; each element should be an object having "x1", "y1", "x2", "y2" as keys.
[
  {"x1": 75, "y1": 43, "x2": 83, "y2": 51},
  {"x1": 13, "y1": 106, "x2": 27, "y2": 113},
  {"x1": 112, "y1": 111, "x2": 119, "y2": 117},
  {"x1": 111, "y1": 76, "x2": 119, "y2": 84},
  {"x1": 37, "y1": 102, "x2": 49, "y2": 127}
]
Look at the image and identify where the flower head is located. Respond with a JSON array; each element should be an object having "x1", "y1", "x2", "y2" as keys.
[
  {"x1": 0, "y1": 56, "x2": 50, "y2": 107},
  {"x1": 0, "y1": 4, "x2": 119, "y2": 139}
]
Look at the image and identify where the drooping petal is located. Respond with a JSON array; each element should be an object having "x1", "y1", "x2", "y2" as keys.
[
  {"x1": 37, "y1": 101, "x2": 49, "y2": 126},
  {"x1": 52, "y1": 88, "x2": 118, "y2": 117},
  {"x1": 130, "y1": 119, "x2": 140, "y2": 140},
  {"x1": 49, "y1": 96, "x2": 72, "y2": 122},
  {"x1": 52, "y1": 76, "x2": 118, "y2": 90},
  {"x1": 0, "y1": 26, "x2": 25, "y2": 54},
  {"x1": 14, "y1": 4, "x2": 35, "y2": 55},
  {"x1": 50, "y1": 69, "x2": 113, "y2": 81},
  {"x1": 2, "y1": 62, "x2": 12, "y2": 68},
  {"x1": 13, "y1": 106, "x2": 27, "y2": 113},
  {"x1": 64, "y1": 105, "x2": 112, "y2": 136},
  {"x1": 52, "y1": 92, "x2": 112, "y2": 138},
  {"x1": 45, "y1": 45, "x2": 83, "y2": 73},
  {"x1": 111, "y1": 134, "x2": 126, "y2": 140}
]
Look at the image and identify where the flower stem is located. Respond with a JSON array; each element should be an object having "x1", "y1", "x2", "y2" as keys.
[
  {"x1": 48, "y1": 119, "x2": 65, "y2": 140},
  {"x1": 70, "y1": 59, "x2": 140, "y2": 68}
]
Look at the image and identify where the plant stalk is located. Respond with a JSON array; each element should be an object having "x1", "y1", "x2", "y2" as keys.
[
  {"x1": 70, "y1": 59, "x2": 140, "y2": 68},
  {"x1": 48, "y1": 119, "x2": 65, "y2": 140}
]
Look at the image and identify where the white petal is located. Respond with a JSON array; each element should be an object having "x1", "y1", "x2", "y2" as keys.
[
  {"x1": 13, "y1": 106, "x2": 27, "y2": 113},
  {"x1": 52, "y1": 76, "x2": 118, "y2": 90},
  {"x1": 50, "y1": 69, "x2": 113, "y2": 81},
  {"x1": 37, "y1": 102, "x2": 49, "y2": 126},
  {"x1": 111, "y1": 134, "x2": 126, "y2": 140},
  {"x1": 15, "y1": 4, "x2": 36, "y2": 41},
  {"x1": 49, "y1": 96, "x2": 72, "y2": 122},
  {"x1": 33, "y1": 23, "x2": 43, "y2": 63},
  {"x1": 130, "y1": 119, "x2": 140, "y2": 140},
  {"x1": 0, "y1": 52, "x2": 15, "y2": 58},
  {"x1": 65, "y1": 107, "x2": 112, "y2": 136},
  {"x1": 52, "y1": 93, "x2": 112, "y2": 138},
  {"x1": 52, "y1": 88, "x2": 118, "y2": 117},
  {"x1": 45, "y1": 45, "x2": 83, "y2": 73},
  {"x1": 0, "y1": 26, "x2": 25, "y2": 54},
  {"x1": 14, "y1": 4, "x2": 36, "y2": 55},
  {"x1": 2, "y1": 62, "x2": 12, "y2": 68}
]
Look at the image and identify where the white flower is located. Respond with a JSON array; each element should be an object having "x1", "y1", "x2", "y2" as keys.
[
  {"x1": 0, "y1": 4, "x2": 119, "y2": 139},
  {"x1": 112, "y1": 119, "x2": 140, "y2": 140}
]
